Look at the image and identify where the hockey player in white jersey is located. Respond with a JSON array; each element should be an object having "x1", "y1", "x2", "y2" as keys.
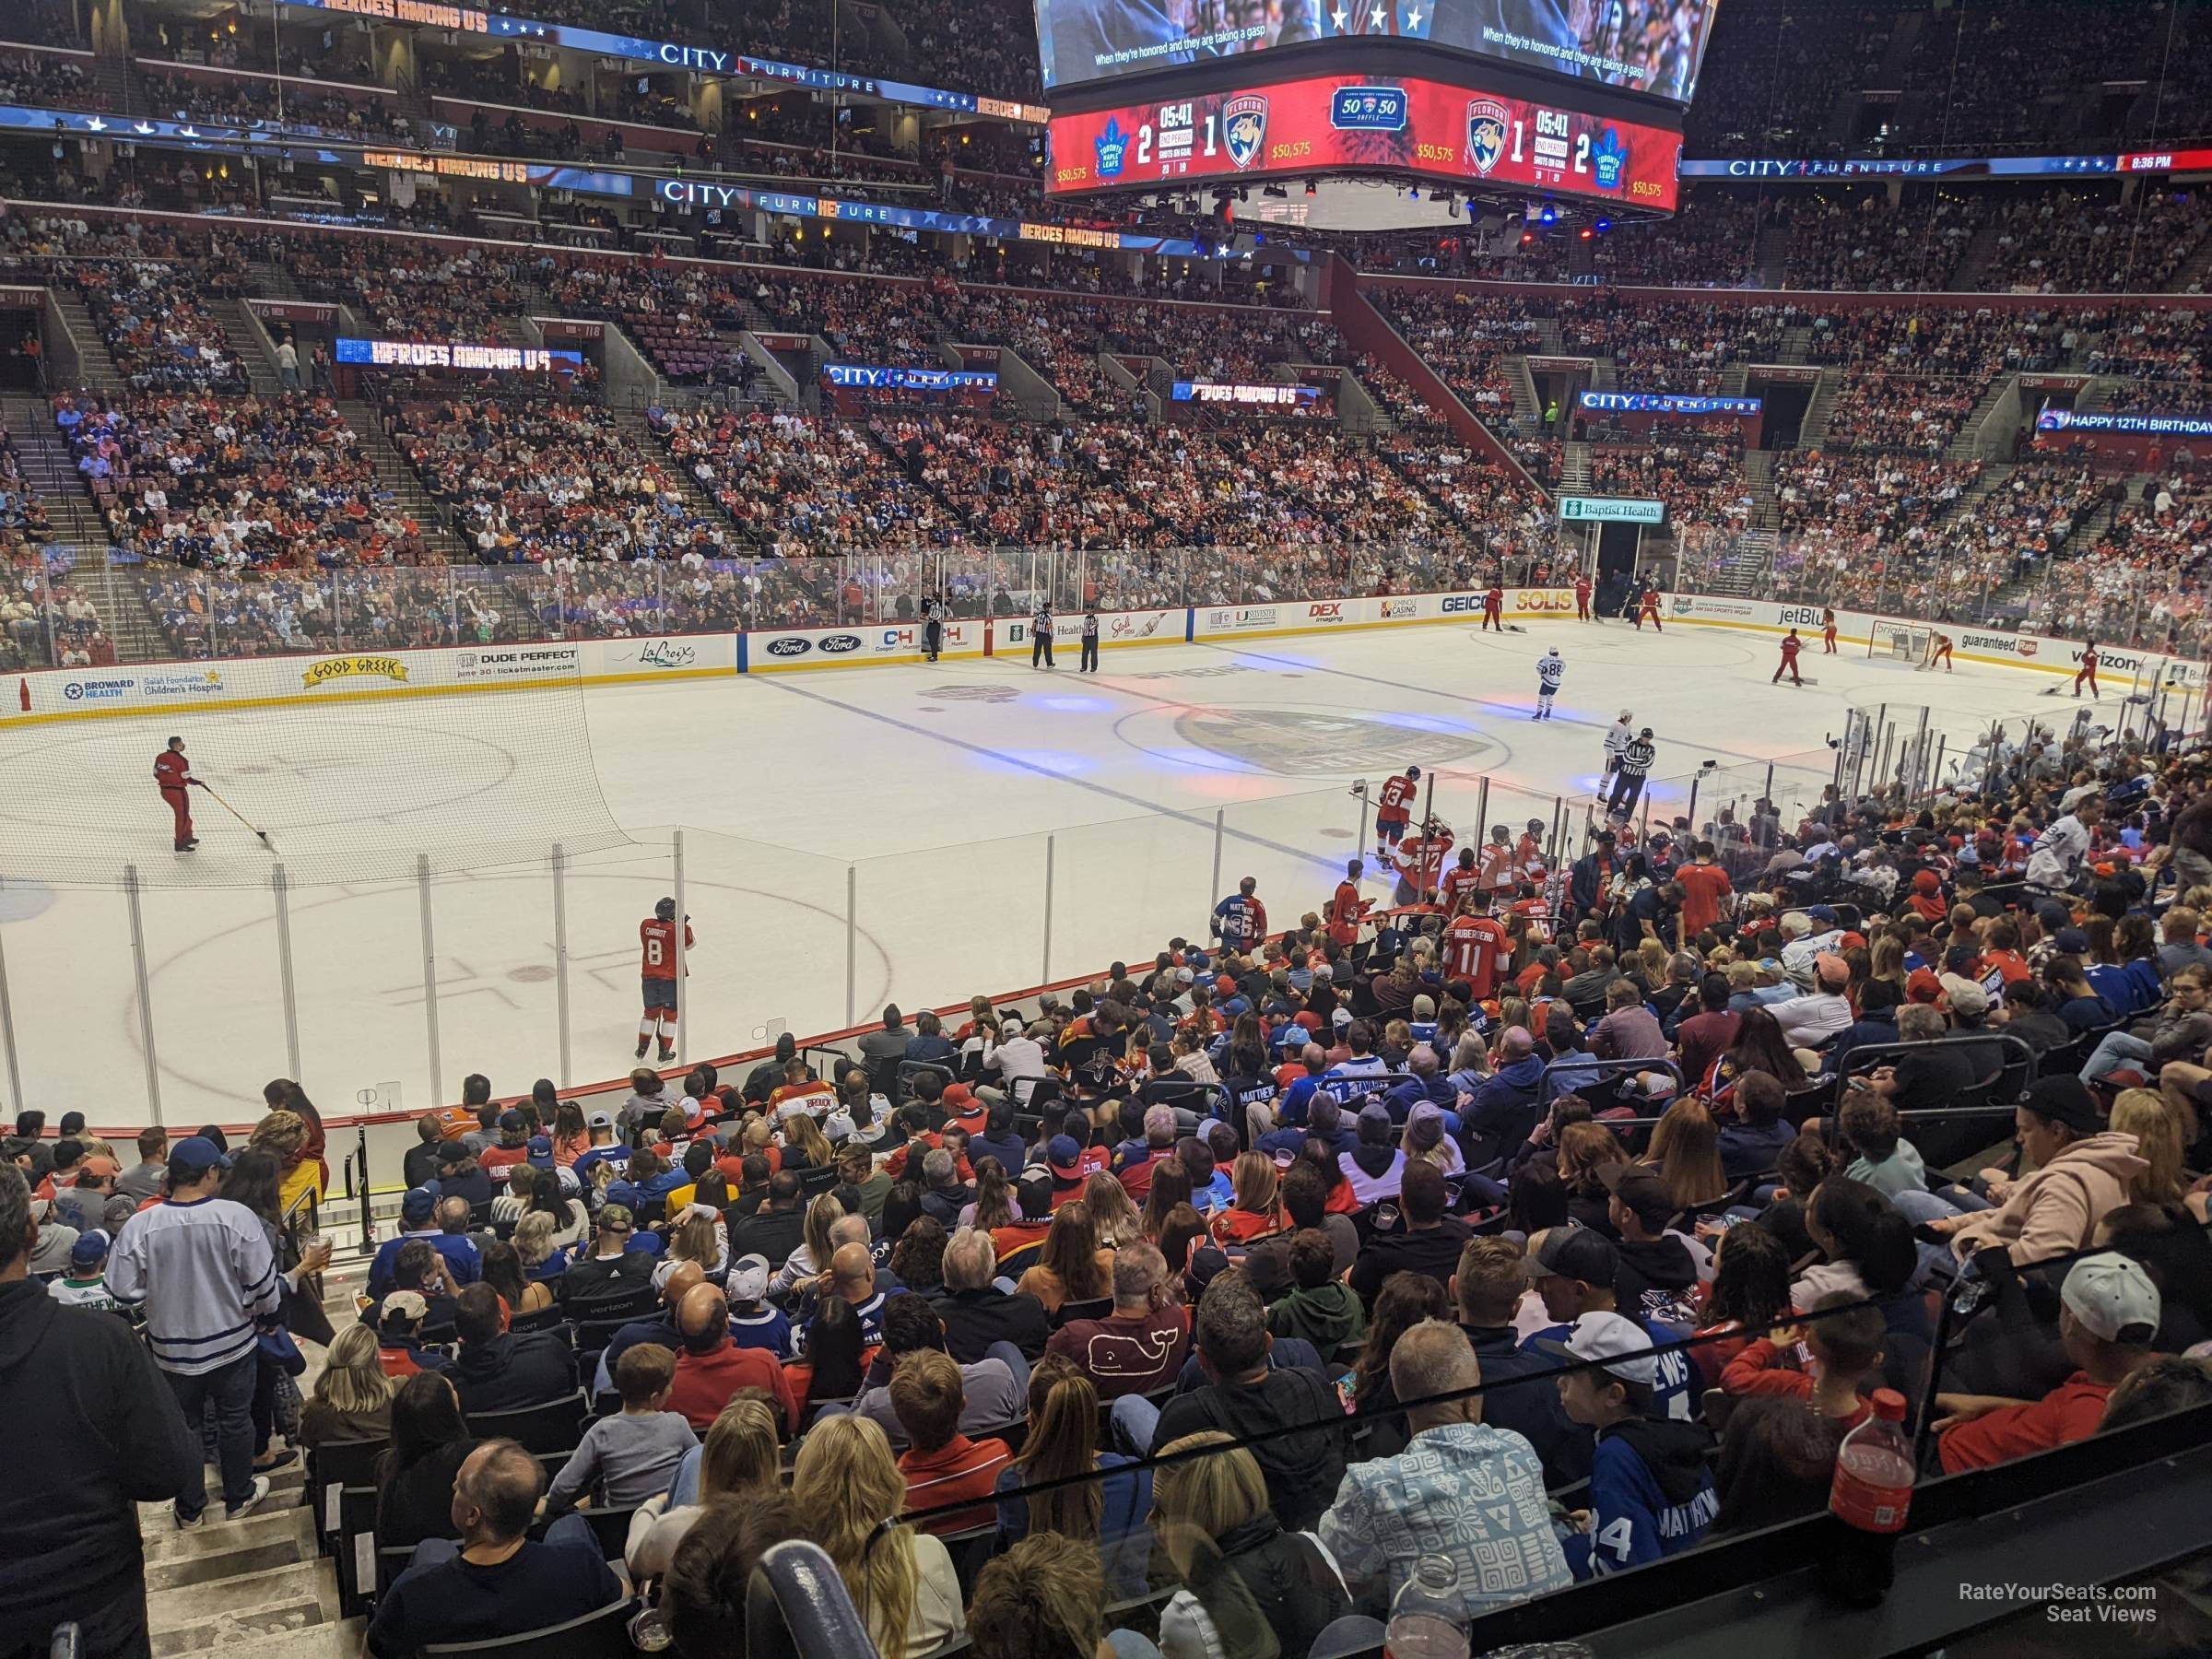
[{"x1": 1535, "y1": 647, "x2": 1565, "y2": 720}]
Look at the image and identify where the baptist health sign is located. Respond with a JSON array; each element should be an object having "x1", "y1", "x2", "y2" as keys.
[{"x1": 1559, "y1": 497, "x2": 1665, "y2": 524}]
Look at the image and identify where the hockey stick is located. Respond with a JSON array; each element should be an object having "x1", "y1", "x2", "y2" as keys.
[{"x1": 198, "y1": 783, "x2": 276, "y2": 853}]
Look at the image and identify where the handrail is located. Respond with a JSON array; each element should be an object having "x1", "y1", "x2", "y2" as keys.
[{"x1": 743, "y1": 1540, "x2": 877, "y2": 1659}]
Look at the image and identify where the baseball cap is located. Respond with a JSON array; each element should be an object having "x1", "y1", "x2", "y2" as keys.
[
  {"x1": 1947, "y1": 981, "x2": 1991, "y2": 1018},
  {"x1": 436, "y1": 1139, "x2": 470, "y2": 1164},
  {"x1": 1906, "y1": 967, "x2": 1945, "y2": 1005},
  {"x1": 1332, "y1": 1006, "x2": 1353, "y2": 1028},
  {"x1": 70, "y1": 1229, "x2": 109, "y2": 1266},
  {"x1": 599, "y1": 1203, "x2": 635, "y2": 1232},
  {"x1": 499, "y1": 1110, "x2": 525, "y2": 1133},
  {"x1": 381, "y1": 1290, "x2": 429, "y2": 1324},
  {"x1": 168, "y1": 1135, "x2": 228, "y2": 1175},
  {"x1": 1807, "y1": 905, "x2": 1838, "y2": 926},
  {"x1": 1598, "y1": 1163, "x2": 1675, "y2": 1230},
  {"x1": 526, "y1": 1135, "x2": 554, "y2": 1171},
  {"x1": 944, "y1": 1085, "x2": 986, "y2": 1132},
  {"x1": 1521, "y1": 1225, "x2": 1619, "y2": 1286},
  {"x1": 1175, "y1": 967, "x2": 1194, "y2": 984},
  {"x1": 1215, "y1": 974, "x2": 1237, "y2": 994},
  {"x1": 2025, "y1": 1075, "x2": 2102, "y2": 1137},
  {"x1": 1406, "y1": 1103, "x2": 1445, "y2": 1152},
  {"x1": 587, "y1": 1109, "x2": 614, "y2": 1131},
  {"x1": 1537, "y1": 1310, "x2": 1661, "y2": 1387},
  {"x1": 2054, "y1": 928, "x2": 2092, "y2": 956},
  {"x1": 1046, "y1": 1135, "x2": 1084, "y2": 1175},
  {"x1": 1356, "y1": 1102, "x2": 1393, "y2": 1139},
  {"x1": 2060, "y1": 1252, "x2": 2160, "y2": 1344},
  {"x1": 1813, "y1": 953, "x2": 1850, "y2": 989},
  {"x1": 401, "y1": 1186, "x2": 439, "y2": 1224},
  {"x1": 727, "y1": 1253, "x2": 771, "y2": 1303}
]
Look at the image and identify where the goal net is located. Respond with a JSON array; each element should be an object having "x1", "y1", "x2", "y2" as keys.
[
  {"x1": 0, "y1": 665, "x2": 630, "y2": 889},
  {"x1": 1870, "y1": 619, "x2": 1934, "y2": 665}
]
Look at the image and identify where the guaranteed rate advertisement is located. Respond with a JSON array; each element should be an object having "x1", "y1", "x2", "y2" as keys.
[
  {"x1": 1047, "y1": 76, "x2": 1681, "y2": 210},
  {"x1": 1034, "y1": 0, "x2": 1719, "y2": 100}
]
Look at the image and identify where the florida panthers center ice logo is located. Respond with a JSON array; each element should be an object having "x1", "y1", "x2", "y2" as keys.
[
  {"x1": 1169, "y1": 706, "x2": 1495, "y2": 778},
  {"x1": 1466, "y1": 99, "x2": 1509, "y2": 175},
  {"x1": 1223, "y1": 96, "x2": 1269, "y2": 171}
]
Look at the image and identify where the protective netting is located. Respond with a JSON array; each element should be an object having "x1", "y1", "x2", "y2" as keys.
[{"x1": 0, "y1": 670, "x2": 630, "y2": 888}]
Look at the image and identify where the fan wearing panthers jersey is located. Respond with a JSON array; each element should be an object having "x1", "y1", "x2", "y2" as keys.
[
  {"x1": 1535, "y1": 646, "x2": 1565, "y2": 721},
  {"x1": 1373, "y1": 766, "x2": 1421, "y2": 861},
  {"x1": 638, "y1": 898, "x2": 694, "y2": 1062},
  {"x1": 1443, "y1": 899, "x2": 1512, "y2": 1002}
]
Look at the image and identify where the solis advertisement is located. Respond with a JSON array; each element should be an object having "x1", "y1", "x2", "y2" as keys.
[{"x1": 1046, "y1": 76, "x2": 1682, "y2": 210}]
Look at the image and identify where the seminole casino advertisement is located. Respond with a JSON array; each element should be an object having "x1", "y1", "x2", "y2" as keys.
[{"x1": 1046, "y1": 76, "x2": 1682, "y2": 209}]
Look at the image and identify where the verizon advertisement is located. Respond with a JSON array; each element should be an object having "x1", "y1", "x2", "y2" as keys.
[{"x1": 1047, "y1": 76, "x2": 1683, "y2": 212}]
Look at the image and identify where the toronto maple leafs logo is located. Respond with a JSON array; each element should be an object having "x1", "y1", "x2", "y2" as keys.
[
  {"x1": 1592, "y1": 125, "x2": 1629, "y2": 190},
  {"x1": 1095, "y1": 115, "x2": 1129, "y2": 179},
  {"x1": 1465, "y1": 99, "x2": 1509, "y2": 175},
  {"x1": 1223, "y1": 95, "x2": 1269, "y2": 171}
]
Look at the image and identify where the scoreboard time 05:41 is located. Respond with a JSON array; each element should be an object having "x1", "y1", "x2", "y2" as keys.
[{"x1": 1047, "y1": 74, "x2": 1682, "y2": 212}]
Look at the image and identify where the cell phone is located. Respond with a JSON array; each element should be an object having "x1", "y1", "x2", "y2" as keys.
[
  {"x1": 1695, "y1": 1212, "x2": 1748, "y2": 1238},
  {"x1": 1912, "y1": 1222, "x2": 1950, "y2": 1245}
]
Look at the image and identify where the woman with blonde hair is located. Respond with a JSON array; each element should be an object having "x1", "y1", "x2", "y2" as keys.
[
  {"x1": 249, "y1": 1108, "x2": 321, "y2": 1217},
  {"x1": 1081, "y1": 1170, "x2": 1144, "y2": 1249},
  {"x1": 1641, "y1": 1100, "x2": 1730, "y2": 1210},
  {"x1": 299, "y1": 1323, "x2": 395, "y2": 1445},
  {"x1": 793, "y1": 1414, "x2": 962, "y2": 1659},
  {"x1": 1208, "y1": 1153, "x2": 1282, "y2": 1246},
  {"x1": 508, "y1": 1214, "x2": 565, "y2": 1304},
  {"x1": 2112, "y1": 1088, "x2": 2190, "y2": 1211},
  {"x1": 771, "y1": 1193, "x2": 846, "y2": 1298},
  {"x1": 627, "y1": 1394, "x2": 782, "y2": 1582},
  {"x1": 1015, "y1": 1200, "x2": 1114, "y2": 1314},
  {"x1": 653, "y1": 1206, "x2": 727, "y2": 1289},
  {"x1": 781, "y1": 1111, "x2": 834, "y2": 1173},
  {"x1": 1150, "y1": 1430, "x2": 1348, "y2": 1659}
]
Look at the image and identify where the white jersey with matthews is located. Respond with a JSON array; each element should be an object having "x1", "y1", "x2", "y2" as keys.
[
  {"x1": 2026, "y1": 815, "x2": 2090, "y2": 889},
  {"x1": 1538, "y1": 654, "x2": 1566, "y2": 690}
]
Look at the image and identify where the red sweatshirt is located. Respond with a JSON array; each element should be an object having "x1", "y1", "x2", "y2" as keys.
[{"x1": 1936, "y1": 1372, "x2": 2112, "y2": 1474}]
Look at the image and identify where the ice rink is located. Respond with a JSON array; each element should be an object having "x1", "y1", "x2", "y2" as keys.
[{"x1": 0, "y1": 618, "x2": 2104, "y2": 1122}]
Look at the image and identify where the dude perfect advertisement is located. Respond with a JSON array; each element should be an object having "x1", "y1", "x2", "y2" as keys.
[{"x1": 1047, "y1": 76, "x2": 1681, "y2": 210}]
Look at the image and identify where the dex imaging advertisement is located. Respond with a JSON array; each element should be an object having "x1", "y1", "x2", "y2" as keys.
[
  {"x1": 1048, "y1": 74, "x2": 1682, "y2": 210},
  {"x1": 1033, "y1": 0, "x2": 1720, "y2": 101}
]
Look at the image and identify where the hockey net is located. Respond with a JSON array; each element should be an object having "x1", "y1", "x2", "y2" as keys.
[{"x1": 1869, "y1": 619, "x2": 1935, "y2": 666}]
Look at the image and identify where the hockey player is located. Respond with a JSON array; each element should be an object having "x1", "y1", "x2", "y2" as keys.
[
  {"x1": 1438, "y1": 845, "x2": 1483, "y2": 914},
  {"x1": 154, "y1": 735, "x2": 203, "y2": 852},
  {"x1": 1389, "y1": 818, "x2": 1456, "y2": 908},
  {"x1": 1210, "y1": 876, "x2": 1267, "y2": 950},
  {"x1": 1374, "y1": 765, "x2": 1421, "y2": 860},
  {"x1": 1515, "y1": 818, "x2": 1549, "y2": 883},
  {"x1": 1325, "y1": 858, "x2": 1373, "y2": 949},
  {"x1": 1602, "y1": 711, "x2": 1634, "y2": 792},
  {"x1": 1477, "y1": 825, "x2": 1518, "y2": 900},
  {"x1": 1927, "y1": 630, "x2": 1954, "y2": 673},
  {"x1": 2074, "y1": 641, "x2": 2100, "y2": 698},
  {"x1": 1441, "y1": 895, "x2": 1511, "y2": 1002},
  {"x1": 1635, "y1": 584, "x2": 1663, "y2": 631},
  {"x1": 1772, "y1": 629, "x2": 1804, "y2": 687},
  {"x1": 639, "y1": 898, "x2": 694, "y2": 1062},
  {"x1": 1821, "y1": 607, "x2": 1838, "y2": 654},
  {"x1": 1535, "y1": 645, "x2": 1565, "y2": 720},
  {"x1": 1574, "y1": 572, "x2": 1594, "y2": 621},
  {"x1": 1481, "y1": 582, "x2": 1505, "y2": 632}
]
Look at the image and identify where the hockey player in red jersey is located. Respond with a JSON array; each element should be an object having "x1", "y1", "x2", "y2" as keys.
[
  {"x1": 1325, "y1": 858, "x2": 1373, "y2": 949},
  {"x1": 639, "y1": 897, "x2": 694, "y2": 1061},
  {"x1": 154, "y1": 735, "x2": 202, "y2": 851},
  {"x1": 1437, "y1": 846, "x2": 1483, "y2": 915},
  {"x1": 1373, "y1": 765, "x2": 1420, "y2": 861},
  {"x1": 1442, "y1": 895, "x2": 1511, "y2": 1001},
  {"x1": 1388, "y1": 818, "x2": 1455, "y2": 907}
]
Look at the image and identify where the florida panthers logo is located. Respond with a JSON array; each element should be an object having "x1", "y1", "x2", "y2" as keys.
[
  {"x1": 1466, "y1": 99, "x2": 1509, "y2": 175},
  {"x1": 1223, "y1": 95, "x2": 1269, "y2": 171}
]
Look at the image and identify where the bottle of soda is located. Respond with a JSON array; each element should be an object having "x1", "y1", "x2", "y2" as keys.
[
  {"x1": 1822, "y1": 1386, "x2": 1915, "y2": 1607},
  {"x1": 1385, "y1": 1554, "x2": 1470, "y2": 1659}
]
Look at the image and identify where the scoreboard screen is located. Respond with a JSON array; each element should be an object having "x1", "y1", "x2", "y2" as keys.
[
  {"x1": 1046, "y1": 75, "x2": 1683, "y2": 210},
  {"x1": 1034, "y1": 0, "x2": 1720, "y2": 104}
]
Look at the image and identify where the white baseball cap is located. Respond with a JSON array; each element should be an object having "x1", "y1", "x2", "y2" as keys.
[
  {"x1": 1537, "y1": 1310, "x2": 1660, "y2": 1387},
  {"x1": 2061, "y1": 1253, "x2": 2159, "y2": 1344}
]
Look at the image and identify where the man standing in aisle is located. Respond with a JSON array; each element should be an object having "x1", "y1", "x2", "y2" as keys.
[
  {"x1": 1079, "y1": 606, "x2": 1100, "y2": 673},
  {"x1": 1032, "y1": 602, "x2": 1055, "y2": 669},
  {"x1": 107, "y1": 1135, "x2": 283, "y2": 1528},
  {"x1": 155, "y1": 735, "x2": 203, "y2": 853},
  {"x1": 1535, "y1": 646, "x2": 1565, "y2": 720},
  {"x1": 1606, "y1": 728, "x2": 1656, "y2": 821}
]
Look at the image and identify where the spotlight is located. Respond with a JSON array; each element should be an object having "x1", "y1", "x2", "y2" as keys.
[
  {"x1": 1579, "y1": 227, "x2": 1593, "y2": 240},
  {"x1": 1594, "y1": 216, "x2": 1613, "y2": 234},
  {"x1": 1538, "y1": 202, "x2": 1558, "y2": 226}
]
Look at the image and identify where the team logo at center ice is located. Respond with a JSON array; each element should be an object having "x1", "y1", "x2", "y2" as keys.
[
  {"x1": 1171, "y1": 706, "x2": 1494, "y2": 777},
  {"x1": 1465, "y1": 99, "x2": 1509, "y2": 175},
  {"x1": 1223, "y1": 96, "x2": 1269, "y2": 171}
]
